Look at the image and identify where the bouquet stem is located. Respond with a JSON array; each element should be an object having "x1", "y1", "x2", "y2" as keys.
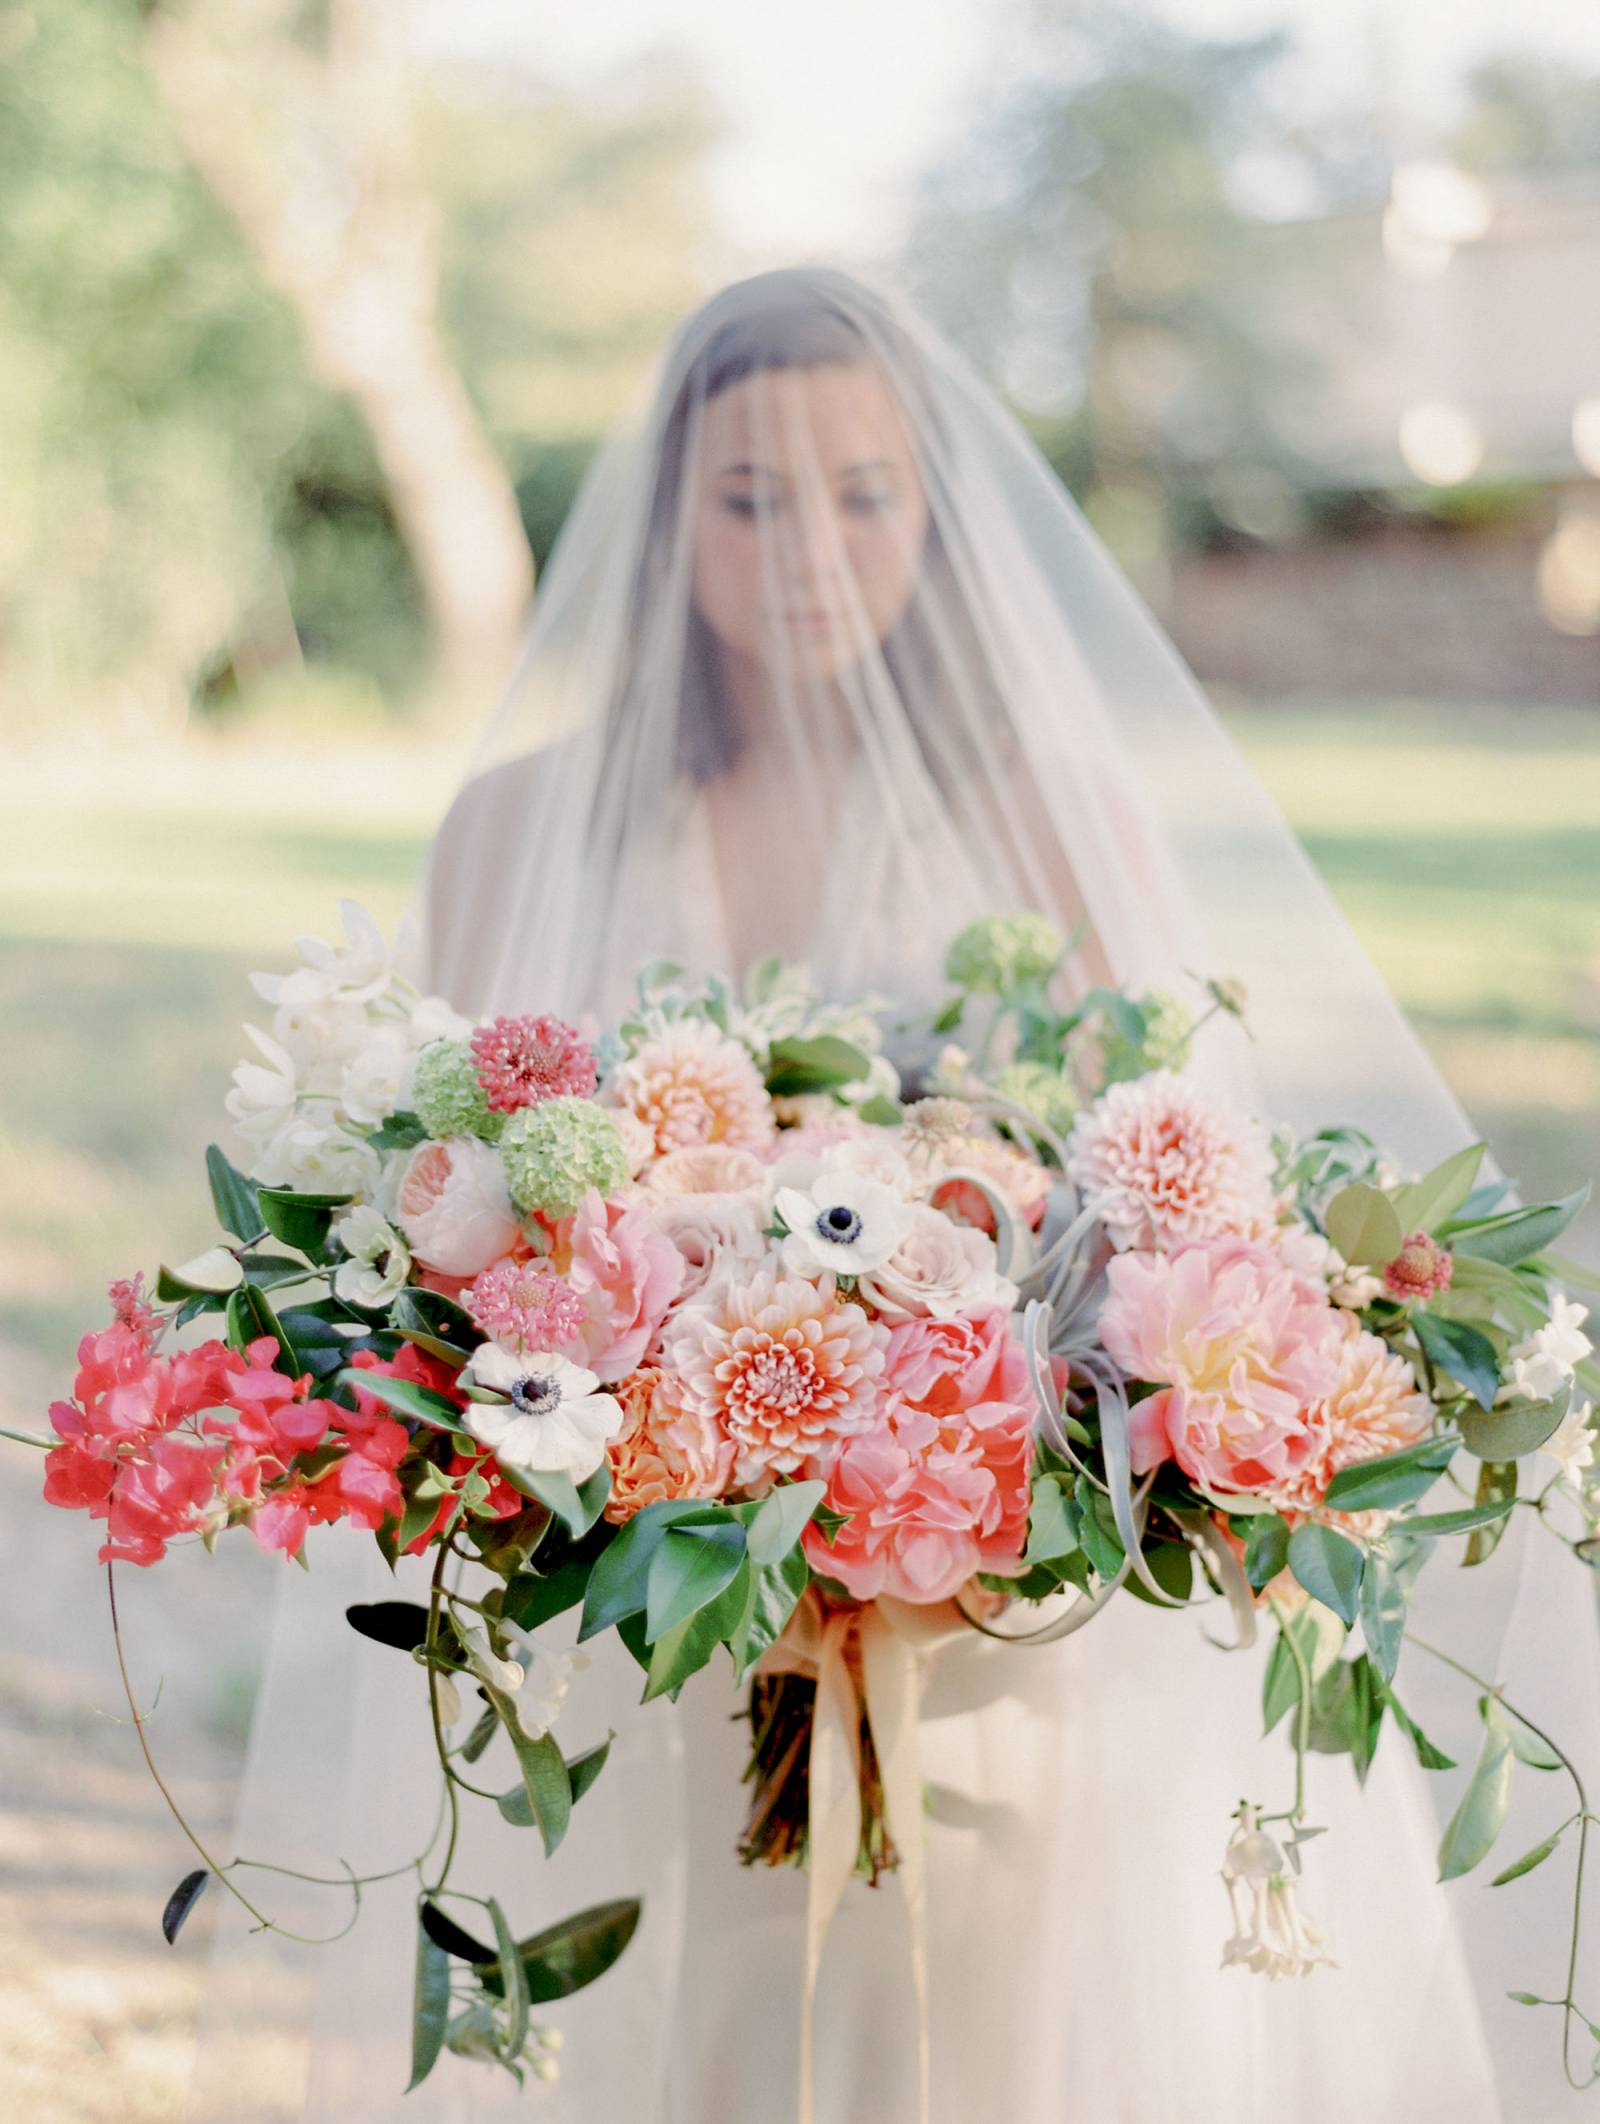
[{"x1": 738, "y1": 1665, "x2": 899, "y2": 1884}]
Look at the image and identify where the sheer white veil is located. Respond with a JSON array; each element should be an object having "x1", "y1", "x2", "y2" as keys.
[{"x1": 188, "y1": 264, "x2": 1600, "y2": 2120}]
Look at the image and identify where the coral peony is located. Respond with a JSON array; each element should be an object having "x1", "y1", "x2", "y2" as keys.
[
  {"x1": 666, "y1": 1269, "x2": 888, "y2": 1489},
  {"x1": 1100, "y1": 1238, "x2": 1342, "y2": 1498},
  {"x1": 608, "y1": 1017, "x2": 775, "y2": 1158},
  {"x1": 1066, "y1": 1071, "x2": 1277, "y2": 1253}
]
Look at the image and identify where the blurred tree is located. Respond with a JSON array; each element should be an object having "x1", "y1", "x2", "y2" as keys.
[
  {"x1": 899, "y1": 4, "x2": 1332, "y2": 578},
  {"x1": 1451, "y1": 54, "x2": 1600, "y2": 177},
  {"x1": 141, "y1": 0, "x2": 535, "y2": 709}
]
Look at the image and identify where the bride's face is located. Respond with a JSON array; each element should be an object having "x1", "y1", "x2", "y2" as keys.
[{"x1": 690, "y1": 360, "x2": 930, "y2": 685}]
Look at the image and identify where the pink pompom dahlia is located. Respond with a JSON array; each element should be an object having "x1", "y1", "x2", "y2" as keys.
[
  {"x1": 608, "y1": 1018, "x2": 775, "y2": 1158},
  {"x1": 470, "y1": 1013, "x2": 597, "y2": 1114},
  {"x1": 1066, "y1": 1070, "x2": 1277, "y2": 1253},
  {"x1": 665, "y1": 1268, "x2": 887, "y2": 1489}
]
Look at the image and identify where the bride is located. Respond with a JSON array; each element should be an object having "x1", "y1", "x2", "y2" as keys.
[{"x1": 190, "y1": 267, "x2": 1600, "y2": 2122}]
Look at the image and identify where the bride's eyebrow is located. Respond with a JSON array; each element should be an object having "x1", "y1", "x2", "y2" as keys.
[{"x1": 715, "y1": 459, "x2": 899, "y2": 480}]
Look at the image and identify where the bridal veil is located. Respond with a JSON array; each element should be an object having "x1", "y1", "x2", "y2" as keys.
[{"x1": 187, "y1": 265, "x2": 1600, "y2": 2121}]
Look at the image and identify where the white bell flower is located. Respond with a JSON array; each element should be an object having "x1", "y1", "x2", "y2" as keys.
[
  {"x1": 1542, "y1": 1397, "x2": 1596, "y2": 1483},
  {"x1": 332, "y1": 1204, "x2": 411, "y2": 1308},
  {"x1": 462, "y1": 1346, "x2": 624, "y2": 1483},
  {"x1": 1506, "y1": 1293, "x2": 1594, "y2": 1404},
  {"x1": 1219, "y1": 1805, "x2": 1336, "y2": 1980}
]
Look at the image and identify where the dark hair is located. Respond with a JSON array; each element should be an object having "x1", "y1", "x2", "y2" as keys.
[{"x1": 622, "y1": 276, "x2": 995, "y2": 788}]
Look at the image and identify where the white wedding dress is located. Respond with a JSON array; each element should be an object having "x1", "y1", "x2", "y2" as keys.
[{"x1": 188, "y1": 266, "x2": 1600, "y2": 2123}]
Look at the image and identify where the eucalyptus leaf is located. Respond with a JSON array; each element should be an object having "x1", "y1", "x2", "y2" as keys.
[
  {"x1": 1390, "y1": 1145, "x2": 1485, "y2": 1237},
  {"x1": 1458, "y1": 1389, "x2": 1569, "y2": 1463},
  {"x1": 1358, "y1": 1549, "x2": 1406, "y2": 1683},
  {"x1": 1325, "y1": 1183, "x2": 1404, "y2": 1269},
  {"x1": 1450, "y1": 1188, "x2": 1591, "y2": 1268},
  {"x1": 160, "y1": 1868, "x2": 209, "y2": 1945},
  {"x1": 1437, "y1": 1701, "x2": 1514, "y2": 1880},
  {"x1": 408, "y1": 1918, "x2": 452, "y2": 2091}
]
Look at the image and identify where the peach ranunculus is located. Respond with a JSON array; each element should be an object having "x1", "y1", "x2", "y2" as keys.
[
  {"x1": 1066, "y1": 1070, "x2": 1278, "y2": 1254},
  {"x1": 648, "y1": 1188, "x2": 768, "y2": 1303},
  {"x1": 563, "y1": 1188, "x2": 684, "y2": 1384},
  {"x1": 802, "y1": 1306, "x2": 1035, "y2": 1603},
  {"x1": 604, "y1": 1367, "x2": 734, "y2": 1522},
  {"x1": 607, "y1": 1017, "x2": 775, "y2": 1158},
  {"x1": 857, "y1": 1203, "x2": 1018, "y2": 1323},
  {"x1": 1100, "y1": 1237, "x2": 1343, "y2": 1499},
  {"x1": 394, "y1": 1137, "x2": 521, "y2": 1278},
  {"x1": 665, "y1": 1268, "x2": 888, "y2": 1491}
]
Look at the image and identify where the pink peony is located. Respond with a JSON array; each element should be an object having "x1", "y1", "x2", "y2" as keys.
[
  {"x1": 1066, "y1": 1071, "x2": 1277, "y2": 1253},
  {"x1": 804, "y1": 1307, "x2": 1035, "y2": 1603},
  {"x1": 608, "y1": 1017, "x2": 775, "y2": 1158},
  {"x1": 1100, "y1": 1237, "x2": 1343, "y2": 1498},
  {"x1": 665, "y1": 1268, "x2": 888, "y2": 1490},
  {"x1": 394, "y1": 1136, "x2": 521, "y2": 1277},
  {"x1": 560, "y1": 1188, "x2": 685, "y2": 1383},
  {"x1": 470, "y1": 1013, "x2": 597, "y2": 1112}
]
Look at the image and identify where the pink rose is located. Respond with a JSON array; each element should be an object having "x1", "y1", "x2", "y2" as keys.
[
  {"x1": 564, "y1": 1189, "x2": 685, "y2": 1383},
  {"x1": 395, "y1": 1137, "x2": 521, "y2": 1277}
]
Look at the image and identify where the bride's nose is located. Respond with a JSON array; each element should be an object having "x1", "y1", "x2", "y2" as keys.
[{"x1": 774, "y1": 488, "x2": 847, "y2": 607}]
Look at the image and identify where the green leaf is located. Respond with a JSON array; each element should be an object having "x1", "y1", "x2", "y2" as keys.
[
  {"x1": 1243, "y1": 1512, "x2": 1291, "y2": 1590},
  {"x1": 1358, "y1": 1548, "x2": 1406, "y2": 1683},
  {"x1": 1322, "y1": 1432, "x2": 1457, "y2": 1512},
  {"x1": 1413, "y1": 1312, "x2": 1501, "y2": 1412},
  {"x1": 476, "y1": 1898, "x2": 643, "y2": 2005},
  {"x1": 345, "y1": 1600, "x2": 432, "y2": 1652},
  {"x1": 729, "y1": 1546, "x2": 810, "y2": 1685},
  {"x1": 932, "y1": 993, "x2": 965, "y2": 1034},
  {"x1": 1124, "y1": 1539, "x2": 1194, "y2": 1607},
  {"x1": 644, "y1": 1560, "x2": 751, "y2": 1701},
  {"x1": 567, "y1": 1735, "x2": 613, "y2": 1806},
  {"x1": 765, "y1": 1034, "x2": 873, "y2": 1097},
  {"x1": 508, "y1": 1465, "x2": 611, "y2": 1539},
  {"x1": 579, "y1": 1500, "x2": 715, "y2": 1640},
  {"x1": 645, "y1": 1522, "x2": 747, "y2": 1643},
  {"x1": 368, "y1": 1110, "x2": 428, "y2": 1153},
  {"x1": 1502, "y1": 1708, "x2": 1564, "y2": 1772},
  {"x1": 391, "y1": 1286, "x2": 476, "y2": 1366},
  {"x1": 1325, "y1": 1183, "x2": 1404, "y2": 1269},
  {"x1": 458, "y1": 1706, "x2": 499, "y2": 1766},
  {"x1": 1458, "y1": 1387, "x2": 1570, "y2": 1463},
  {"x1": 1074, "y1": 1473, "x2": 1124, "y2": 1580},
  {"x1": 1025, "y1": 1477, "x2": 1081, "y2": 1566},
  {"x1": 256, "y1": 1185, "x2": 351, "y2": 1260},
  {"x1": 1438, "y1": 1701, "x2": 1514, "y2": 1879},
  {"x1": 419, "y1": 1900, "x2": 495, "y2": 1962},
  {"x1": 1287, "y1": 1522, "x2": 1365, "y2": 1626},
  {"x1": 333, "y1": 1366, "x2": 468, "y2": 1432},
  {"x1": 1391, "y1": 1145, "x2": 1486, "y2": 1237},
  {"x1": 408, "y1": 1916, "x2": 452, "y2": 2091},
  {"x1": 1381, "y1": 1681, "x2": 1457, "y2": 1770},
  {"x1": 1492, "y1": 1830, "x2": 1565, "y2": 1887},
  {"x1": 502, "y1": 1552, "x2": 595, "y2": 1634},
  {"x1": 1465, "y1": 1459, "x2": 1520, "y2": 1567},
  {"x1": 225, "y1": 1280, "x2": 299, "y2": 1376},
  {"x1": 483, "y1": 1688, "x2": 572, "y2": 1856},
  {"x1": 157, "y1": 1247, "x2": 244, "y2": 1300},
  {"x1": 486, "y1": 1895, "x2": 530, "y2": 2064},
  {"x1": 1449, "y1": 1188, "x2": 1591, "y2": 1267},
  {"x1": 205, "y1": 1143, "x2": 266, "y2": 1245},
  {"x1": 1405, "y1": 1496, "x2": 1517, "y2": 1538},
  {"x1": 745, "y1": 1480, "x2": 826, "y2": 1568},
  {"x1": 160, "y1": 1868, "x2": 209, "y2": 1944}
]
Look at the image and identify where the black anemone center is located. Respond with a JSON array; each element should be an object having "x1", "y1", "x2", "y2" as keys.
[
  {"x1": 817, "y1": 1204, "x2": 863, "y2": 1246},
  {"x1": 511, "y1": 1375, "x2": 563, "y2": 1416}
]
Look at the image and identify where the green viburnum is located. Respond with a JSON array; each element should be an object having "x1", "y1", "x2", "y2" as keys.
[
  {"x1": 993, "y1": 1061, "x2": 1079, "y2": 1137},
  {"x1": 499, "y1": 1096, "x2": 630, "y2": 1218},
  {"x1": 411, "y1": 1039, "x2": 504, "y2": 1142},
  {"x1": 1099, "y1": 990, "x2": 1195, "y2": 1082},
  {"x1": 944, "y1": 912, "x2": 1065, "y2": 995}
]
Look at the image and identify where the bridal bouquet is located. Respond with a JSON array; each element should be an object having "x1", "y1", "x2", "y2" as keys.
[{"x1": 20, "y1": 903, "x2": 1600, "y2": 2095}]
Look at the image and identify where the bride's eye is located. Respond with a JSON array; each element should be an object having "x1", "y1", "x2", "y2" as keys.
[
  {"x1": 721, "y1": 492, "x2": 784, "y2": 521},
  {"x1": 842, "y1": 488, "x2": 895, "y2": 517}
]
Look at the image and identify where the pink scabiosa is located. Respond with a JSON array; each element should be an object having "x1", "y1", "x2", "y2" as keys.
[
  {"x1": 1100, "y1": 1236, "x2": 1343, "y2": 1498},
  {"x1": 1382, "y1": 1232, "x2": 1454, "y2": 1303},
  {"x1": 465, "y1": 1258, "x2": 588, "y2": 1355},
  {"x1": 665, "y1": 1268, "x2": 888, "y2": 1490},
  {"x1": 607, "y1": 1016, "x2": 775, "y2": 1158},
  {"x1": 471, "y1": 1013, "x2": 597, "y2": 1114},
  {"x1": 1066, "y1": 1070, "x2": 1277, "y2": 1253}
]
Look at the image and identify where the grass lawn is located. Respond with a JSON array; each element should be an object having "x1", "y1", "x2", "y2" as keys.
[{"x1": 2, "y1": 701, "x2": 1597, "y2": 1381}]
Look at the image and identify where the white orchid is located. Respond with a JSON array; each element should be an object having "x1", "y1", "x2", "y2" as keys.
[
  {"x1": 338, "y1": 1027, "x2": 418, "y2": 1129},
  {"x1": 1506, "y1": 1293, "x2": 1594, "y2": 1404},
  {"x1": 1220, "y1": 1806, "x2": 1336, "y2": 1980},
  {"x1": 462, "y1": 1346, "x2": 625, "y2": 1483},
  {"x1": 774, "y1": 1168, "x2": 915, "y2": 1278},
  {"x1": 332, "y1": 1204, "x2": 411, "y2": 1309}
]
